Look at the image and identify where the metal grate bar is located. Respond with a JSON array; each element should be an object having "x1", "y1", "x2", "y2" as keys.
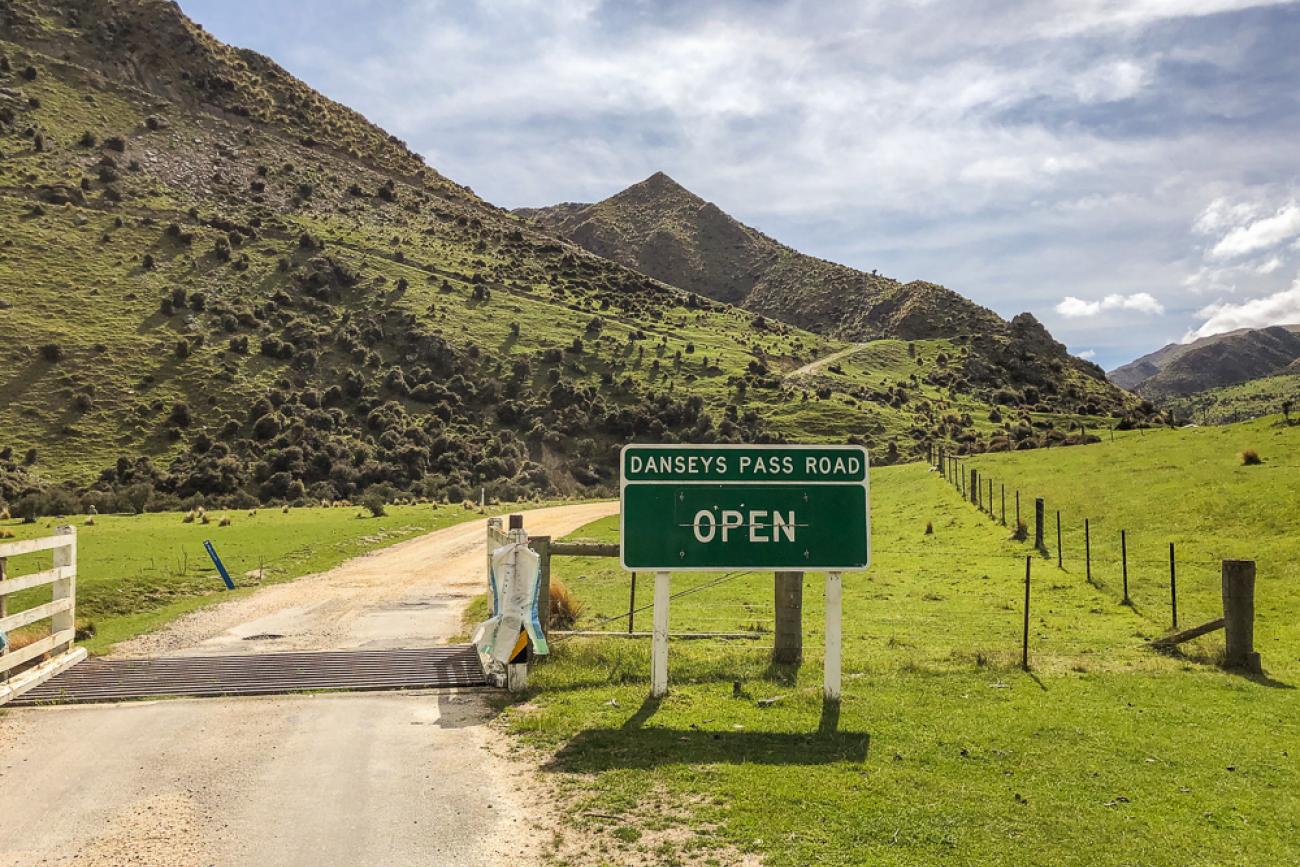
[{"x1": 11, "y1": 645, "x2": 489, "y2": 706}]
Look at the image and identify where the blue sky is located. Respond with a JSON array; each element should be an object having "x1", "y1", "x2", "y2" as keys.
[{"x1": 179, "y1": 0, "x2": 1300, "y2": 368}]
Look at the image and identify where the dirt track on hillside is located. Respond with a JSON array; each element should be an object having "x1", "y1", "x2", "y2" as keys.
[
  {"x1": 0, "y1": 501, "x2": 618, "y2": 867},
  {"x1": 785, "y1": 342, "x2": 870, "y2": 380}
]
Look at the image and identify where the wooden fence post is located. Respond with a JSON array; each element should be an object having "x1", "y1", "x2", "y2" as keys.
[
  {"x1": 1085, "y1": 519, "x2": 1092, "y2": 584},
  {"x1": 1222, "y1": 560, "x2": 1261, "y2": 673},
  {"x1": 1120, "y1": 530, "x2": 1129, "y2": 605},
  {"x1": 1001, "y1": 485, "x2": 1006, "y2": 525},
  {"x1": 988, "y1": 479, "x2": 993, "y2": 516},
  {"x1": 532, "y1": 535, "x2": 552, "y2": 637},
  {"x1": 1021, "y1": 557, "x2": 1031, "y2": 671},
  {"x1": 0, "y1": 556, "x2": 7, "y2": 671},
  {"x1": 1169, "y1": 543, "x2": 1178, "y2": 629},
  {"x1": 1056, "y1": 511, "x2": 1062, "y2": 569},
  {"x1": 1015, "y1": 491, "x2": 1021, "y2": 528},
  {"x1": 773, "y1": 571, "x2": 804, "y2": 664},
  {"x1": 1034, "y1": 498, "x2": 1045, "y2": 550},
  {"x1": 628, "y1": 571, "x2": 637, "y2": 634},
  {"x1": 51, "y1": 526, "x2": 76, "y2": 657},
  {"x1": 971, "y1": 469, "x2": 979, "y2": 506}
]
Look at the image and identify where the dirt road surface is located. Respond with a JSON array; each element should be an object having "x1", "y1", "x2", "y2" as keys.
[
  {"x1": 785, "y1": 342, "x2": 870, "y2": 380},
  {"x1": 0, "y1": 501, "x2": 618, "y2": 867}
]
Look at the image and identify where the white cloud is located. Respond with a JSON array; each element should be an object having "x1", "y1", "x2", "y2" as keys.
[
  {"x1": 1256, "y1": 256, "x2": 1283, "y2": 275},
  {"x1": 1194, "y1": 196, "x2": 1261, "y2": 235},
  {"x1": 1185, "y1": 278, "x2": 1300, "y2": 340},
  {"x1": 1078, "y1": 348, "x2": 1098, "y2": 359},
  {"x1": 1055, "y1": 292, "x2": 1165, "y2": 317},
  {"x1": 1209, "y1": 203, "x2": 1300, "y2": 260},
  {"x1": 1072, "y1": 59, "x2": 1148, "y2": 103}
]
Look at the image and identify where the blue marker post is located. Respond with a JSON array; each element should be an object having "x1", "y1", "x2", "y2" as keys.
[{"x1": 204, "y1": 540, "x2": 236, "y2": 590}]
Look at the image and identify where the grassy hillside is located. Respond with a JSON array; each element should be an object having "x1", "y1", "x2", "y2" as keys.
[
  {"x1": 963, "y1": 415, "x2": 1300, "y2": 643},
  {"x1": 0, "y1": 0, "x2": 1144, "y2": 517},
  {"x1": 505, "y1": 419, "x2": 1299, "y2": 865},
  {"x1": 517, "y1": 173, "x2": 1128, "y2": 417},
  {"x1": 1164, "y1": 374, "x2": 1299, "y2": 425}
]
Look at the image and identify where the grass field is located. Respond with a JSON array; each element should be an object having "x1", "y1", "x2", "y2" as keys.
[
  {"x1": 0, "y1": 500, "x2": 531, "y2": 655},
  {"x1": 505, "y1": 419, "x2": 1300, "y2": 865}
]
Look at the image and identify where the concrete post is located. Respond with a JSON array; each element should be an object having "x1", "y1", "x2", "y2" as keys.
[{"x1": 486, "y1": 517, "x2": 503, "y2": 615}]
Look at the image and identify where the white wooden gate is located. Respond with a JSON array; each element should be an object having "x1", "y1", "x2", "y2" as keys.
[{"x1": 0, "y1": 527, "x2": 86, "y2": 705}]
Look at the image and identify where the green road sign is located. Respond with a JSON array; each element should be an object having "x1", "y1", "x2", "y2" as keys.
[{"x1": 620, "y1": 444, "x2": 870, "y2": 571}]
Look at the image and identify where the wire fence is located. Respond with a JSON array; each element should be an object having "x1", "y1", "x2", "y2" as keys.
[
  {"x1": 542, "y1": 450, "x2": 1259, "y2": 673},
  {"x1": 929, "y1": 446, "x2": 1236, "y2": 635}
]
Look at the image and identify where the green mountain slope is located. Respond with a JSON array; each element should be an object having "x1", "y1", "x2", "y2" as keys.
[
  {"x1": 0, "y1": 0, "x2": 1137, "y2": 514},
  {"x1": 515, "y1": 172, "x2": 1119, "y2": 398}
]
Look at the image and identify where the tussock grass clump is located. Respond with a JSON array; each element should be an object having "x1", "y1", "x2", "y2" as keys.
[
  {"x1": 925, "y1": 521, "x2": 934, "y2": 535},
  {"x1": 1240, "y1": 448, "x2": 1262, "y2": 465},
  {"x1": 1011, "y1": 520, "x2": 1028, "y2": 541},
  {"x1": 548, "y1": 579, "x2": 585, "y2": 630}
]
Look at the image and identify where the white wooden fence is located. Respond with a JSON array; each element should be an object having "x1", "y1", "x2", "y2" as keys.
[{"x1": 0, "y1": 527, "x2": 86, "y2": 705}]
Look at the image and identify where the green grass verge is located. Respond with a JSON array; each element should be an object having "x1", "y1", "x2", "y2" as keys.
[
  {"x1": 499, "y1": 421, "x2": 1299, "y2": 865},
  {"x1": 1, "y1": 500, "x2": 555, "y2": 654}
]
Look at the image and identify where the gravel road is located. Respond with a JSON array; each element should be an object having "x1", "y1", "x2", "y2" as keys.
[{"x1": 0, "y1": 501, "x2": 618, "y2": 866}]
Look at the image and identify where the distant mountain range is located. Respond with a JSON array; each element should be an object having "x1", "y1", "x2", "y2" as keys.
[
  {"x1": 1108, "y1": 325, "x2": 1300, "y2": 398},
  {"x1": 517, "y1": 172, "x2": 1119, "y2": 403},
  {"x1": 516, "y1": 172, "x2": 1008, "y2": 343}
]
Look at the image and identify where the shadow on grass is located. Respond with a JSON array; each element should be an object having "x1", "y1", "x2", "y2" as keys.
[
  {"x1": 1151, "y1": 645, "x2": 1295, "y2": 690},
  {"x1": 1238, "y1": 670, "x2": 1295, "y2": 690},
  {"x1": 764, "y1": 658, "x2": 802, "y2": 686},
  {"x1": 545, "y1": 695, "x2": 869, "y2": 772}
]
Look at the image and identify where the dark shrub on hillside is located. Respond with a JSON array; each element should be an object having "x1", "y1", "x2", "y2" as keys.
[
  {"x1": 253, "y1": 413, "x2": 282, "y2": 440},
  {"x1": 361, "y1": 491, "x2": 387, "y2": 517},
  {"x1": 39, "y1": 343, "x2": 63, "y2": 362},
  {"x1": 1241, "y1": 448, "x2": 1262, "y2": 466}
]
